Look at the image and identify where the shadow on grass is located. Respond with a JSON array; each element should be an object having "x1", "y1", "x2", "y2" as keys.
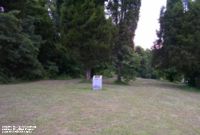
[
  {"x1": 179, "y1": 85, "x2": 200, "y2": 93},
  {"x1": 153, "y1": 81, "x2": 200, "y2": 93},
  {"x1": 129, "y1": 78, "x2": 200, "y2": 93},
  {"x1": 79, "y1": 79, "x2": 92, "y2": 84},
  {"x1": 161, "y1": 81, "x2": 200, "y2": 93},
  {"x1": 113, "y1": 80, "x2": 130, "y2": 85}
]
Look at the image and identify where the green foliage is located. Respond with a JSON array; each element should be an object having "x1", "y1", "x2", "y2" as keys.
[
  {"x1": 195, "y1": 76, "x2": 200, "y2": 88},
  {"x1": 97, "y1": 68, "x2": 115, "y2": 78},
  {"x1": 0, "y1": 0, "x2": 141, "y2": 83},
  {"x1": 61, "y1": 0, "x2": 113, "y2": 79},
  {"x1": 163, "y1": 68, "x2": 182, "y2": 82},
  {"x1": 0, "y1": 0, "x2": 80, "y2": 82},
  {"x1": 107, "y1": 0, "x2": 141, "y2": 82},
  {"x1": 45, "y1": 61, "x2": 59, "y2": 78},
  {"x1": 120, "y1": 52, "x2": 140, "y2": 82},
  {"x1": 135, "y1": 46, "x2": 159, "y2": 79},
  {"x1": 0, "y1": 69, "x2": 9, "y2": 84},
  {"x1": 0, "y1": 12, "x2": 44, "y2": 82},
  {"x1": 153, "y1": 0, "x2": 200, "y2": 87}
]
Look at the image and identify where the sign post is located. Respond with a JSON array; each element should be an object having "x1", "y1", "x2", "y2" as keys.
[{"x1": 92, "y1": 75, "x2": 102, "y2": 90}]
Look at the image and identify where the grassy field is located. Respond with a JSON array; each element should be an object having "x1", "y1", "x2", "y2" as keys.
[{"x1": 0, "y1": 78, "x2": 200, "y2": 135}]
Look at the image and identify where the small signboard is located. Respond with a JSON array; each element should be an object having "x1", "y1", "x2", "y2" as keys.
[{"x1": 92, "y1": 75, "x2": 102, "y2": 90}]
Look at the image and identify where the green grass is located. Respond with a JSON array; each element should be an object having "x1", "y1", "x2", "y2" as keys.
[
  {"x1": 181, "y1": 85, "x2": 200, "y2": 93},
  {"x1": 0, "y1": 79, "x2": 200, "y2": 135}
]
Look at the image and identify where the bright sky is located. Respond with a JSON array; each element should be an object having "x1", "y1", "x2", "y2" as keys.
[{"x1": 134, "y1": 0, "x2": 167, "y2": 49}]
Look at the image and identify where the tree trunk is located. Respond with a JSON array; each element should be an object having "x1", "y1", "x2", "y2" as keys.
[
  {"x1": 85, "y1": 68, "x2": 91, "y2": 80},
  {"x1": 117, "y1": 74, "x2": 122, "y2": 82},
  {"x1": 116, "y1": 64, "x2": 122, "y2": 82}
]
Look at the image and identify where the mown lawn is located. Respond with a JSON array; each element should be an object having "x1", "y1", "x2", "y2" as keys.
[{"x1": 0, "y1": 79, "x2": 200, "y2": 135}]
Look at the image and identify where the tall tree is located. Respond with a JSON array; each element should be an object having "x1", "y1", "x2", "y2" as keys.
[
  {"x1": 153, "y1": 0, "x2": 200, "y2": 87},
  {"x1": 106, "y1": 0, "x2": 141, "y2": 82},
  {"x1": 61, "y1": 0, "x2": 113, "y2": 80},
  {"x1": 0, "y1": 0, "x2": 62, "y2": 81},
  {"x1": 0, "y1": 11, "x2": 43, "y2": 81}
]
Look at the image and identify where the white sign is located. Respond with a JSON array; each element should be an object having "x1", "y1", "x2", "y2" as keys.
[{"x1": 92, "y1": 75, "x2": 102, "y2": 90}]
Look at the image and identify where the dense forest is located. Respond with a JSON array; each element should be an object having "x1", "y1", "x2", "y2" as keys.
[
  {"x1": 0, "y1": 0, "x2": 141, "y2": 83},
  {"x1": 0, "y1": 0, "x2": 199, "y2": 87},
  {"x1": 152, "y1": 0, "x2": 200, "y2": 87}
]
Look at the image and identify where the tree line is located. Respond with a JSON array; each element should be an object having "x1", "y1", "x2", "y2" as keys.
[
  {"x1": 0, "y1": 0, "x2": 141, "y2": 83},
  {"x1": 1, "y1": 0, "x2": 199, "y2": 88},
  {"x1": 153, "y1": 0, "x2": 200, "y2": 87}
]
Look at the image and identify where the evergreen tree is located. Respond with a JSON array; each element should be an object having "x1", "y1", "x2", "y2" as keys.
[
  {"x1": 153, "y1": 0, "x2": 200, "y2": 87},
  {"x1": 0, "y1": 11, "x2": 43, "y2": 81},
  {"x1": 135, "y1": 46, "x2": 157, "y2": 79},
  {"x1": 106, "y1": 0, "x2": 141, "y2": 82},
  {"x1": 61, "y1": 0, "x2": 113, "y2": 80}
]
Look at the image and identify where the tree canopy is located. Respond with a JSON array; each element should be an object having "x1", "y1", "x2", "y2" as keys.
[
  {"x1": 106, "y1": 0, "x2": 141, "y2": 82},
  {"x1": 0, "y1": 0, "x2": 141, "y2": 83},
  {"x1": 153, "y1": 0, "x2": 200, "y2": 87}
]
